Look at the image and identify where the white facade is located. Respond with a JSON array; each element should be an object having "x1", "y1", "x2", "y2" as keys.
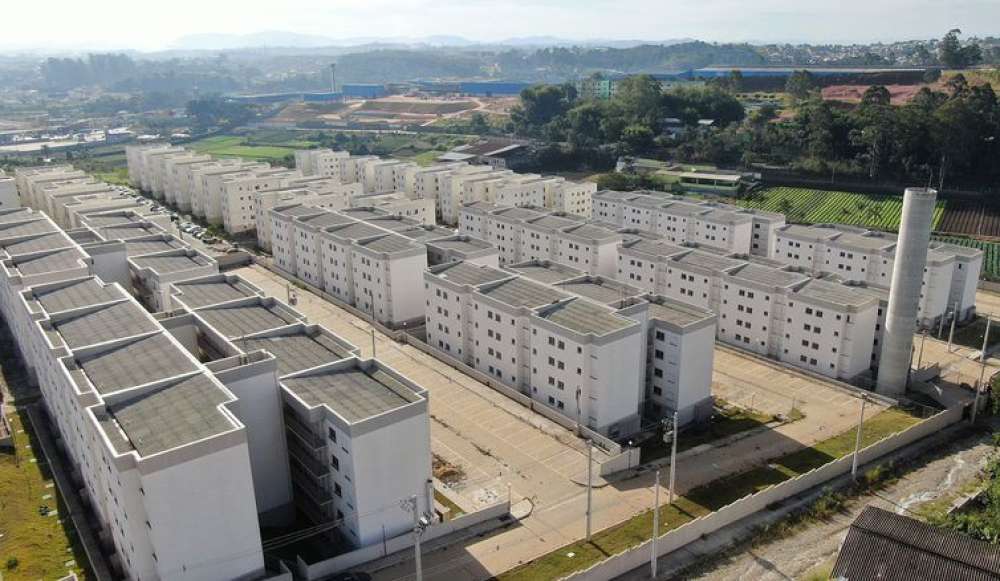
[{"x1": 0, "y1": 169, "x2": 19, "y2": 209}]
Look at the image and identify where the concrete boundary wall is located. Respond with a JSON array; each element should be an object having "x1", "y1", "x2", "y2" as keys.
[
  {"x1": 560, "y1": 405, "x2": 963, "y2": 581},
  {"x1": 296, "y1": 501, "x2": 510, "y2": 580}
]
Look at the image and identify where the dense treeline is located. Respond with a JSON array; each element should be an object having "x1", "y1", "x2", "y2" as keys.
[
  {"x1": 508, "y1": 72, "x2": 1000, "y2": 189},
  {"x1": 691, "y1": 74, "x2": 1000, "y2": 189}
]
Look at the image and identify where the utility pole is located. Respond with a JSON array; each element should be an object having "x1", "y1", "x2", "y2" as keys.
[
  {"x1": 668, "y1": 412, "x2": 678, "y2": 505},
  {"x1": 585, "y1": 441, "x2": 593, "y2": 542},
  {"x1": 371, "y1": 328, "x2": 376, "y2": 358},
  {"x1": 851, "y1": 397, "x2": 868, "y2": 480},
  {"x1": 973, "y1": 314, "x2": 992, "y2": 424},
  {"x1": 407, "y1": 495, "x2": 424, "y2": 581},
  {"x1": 650, "y1": 469, "x2": 661, "y2": 578},
  {"x1": 917, "y1": 330, "x2": 927, "y2": 370},
  {"x1": 948, "y1": 303, "x2": 958, "y2": 352}
]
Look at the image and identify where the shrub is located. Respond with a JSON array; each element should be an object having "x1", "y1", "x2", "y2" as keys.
[{"x1": 6, "y1": 557, "x2": 18, "y2": 570}]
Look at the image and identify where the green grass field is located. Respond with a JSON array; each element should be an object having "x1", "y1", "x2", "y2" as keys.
[
  {"x1": 734, "y1": 186, "x2": 947, "y2": 231},
  {"x1": 932, "y1": 235, "x2": 1000, "y2": 281},
  {"x1": 0, "y1": 411, "x2": 90, "y2": 580},
  {"x1": 188, "y1": 136, "x2": 300, "y2": 162},
  {"x1": 499, "y1": 407, "x2": 921, "y2": 581}
]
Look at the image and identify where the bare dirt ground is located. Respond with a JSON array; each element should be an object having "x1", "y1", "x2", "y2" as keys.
[
  {"x1": 821, "y1": 84, "x2": 926, "y2": 105},
  {"x1": 681, "y1": 423, "x2": 996, "y2": 581}
]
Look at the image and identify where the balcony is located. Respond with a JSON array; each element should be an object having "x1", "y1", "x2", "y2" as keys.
[
  {"x1": 290, "y1": 465, "x2": 333, "y2": 506},
  {"x1": 287, "y1": 436, "x2": 329, "y2": 481},
  {"x1": 284, "y1": 412, "x2": 325, "y2": 451}
]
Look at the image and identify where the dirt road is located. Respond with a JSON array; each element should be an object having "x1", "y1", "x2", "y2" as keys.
[{"x1": 682, "y1": 424, "x2": 996, "y2": 581}]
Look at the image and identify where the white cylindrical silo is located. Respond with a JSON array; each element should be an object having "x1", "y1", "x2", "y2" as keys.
[{"x1": 876, "y1": 187, "x2": 938, "y2": 395}]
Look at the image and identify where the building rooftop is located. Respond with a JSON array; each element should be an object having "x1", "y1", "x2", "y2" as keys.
[
  {"x1": 621, "y1": 239, "x2": 689, "y2": 258},
  {"x1": 274, "y1": 204, "x2": 323, "y2": 218},
  {"x1": 478, "y1": 276, "x2": 569, "y2": 308},
  {"x1": 67, "y1": 229, "x2": 103, "y2": 244},
  {"x1": 793, "y1": 278, "x2": 876, "y2": 309},
  {"x1": 658, "y1": 201, "x2": 709, "y2": 217},
  {"x1": 171, "y1": 277, "x2": 261, "y2": 308},
  {"x1": 131, "y1": 253, "x2": 212, "y2": 274},
  {"x1": 340, "y1": 208, "x2": 386, "y2": 222},
  {"x1": 355, "y1": 234, "x2": 418, "y2": 253},
  {"x1": 430, "y1": 261, "x2": 511, "y2": 286},
  {"x1": 493, "y1": 206, "x2": 547, "y2": 222},
  {"x1": 11, "y1": 248, "x2": 87, "y2": 276},
  {"x1": 933, "y1": 241, "x2": 984, "y2": 259},
  {"x1": 196, "y1": 302, "x2": 299, "y2": 339},
  {"x1": 626, "y1": 196, "x2": 673, "y2": 210},
  {"x1": 101, "y1": 224, "x2": 162, "y2": 240},
  {"x1": 831, "y1": 232, "x2": 896, "y2": 252},
  {"x1": 51, "y1": 300, "x2": 158, "y2": 349},
  {"x1": 0, "y1": 232, "x2": 72, "y2": 256},
  {"x1": 397, "y1": 226, "x2": 456, "y2": 242},
  {"x1": 729, "y1": 263, "x2": 809, "y2": 288},
  {"x1": 363, "y1": 215, "x2": 422, "y2": 232},
  {"x1": 671, "y1": 249, "x2": 745, "y2": 273},
  {"x1": 594, "y1": 190, "x2": 642, "y2": 202},
  {"x1": 75, "y1": 333, "x2": 199, "y2": 395},
  {"x1": 556, "y1": 277, "x2": 642, "y2": 306},
  {"x1": 84, "y1": 213, "x2": 144, "y2": 228},
  {"x1": 833, "y1": 506, "x2": 1000, "y2": 581},
  {"x1": 0, "y1": 208, "x2": 36, "y2": 224},
  {"x1": 778, "y1": 224, "x2": 839, "y2": 242},
  {"x1": 327, "y1": 221, "x2": 389, "y2": 241},
  {"x1": 536, "y1": 298, "x2": 634, "y2": 335},
  {"x1": 105, "y1": 374, "x2": 234, "y2": 457},
  {"x1": 526, "y1": 214, "x2": 585, "y2": 232},
  {"x1": 125, "y1": 238, "x2": 186, "y2": 256},
  {"x1": 0, "y1": 219, "x2": 57, "y2": 239},
  {"x1": 299, "y1": 212, "x2": 355, "y2": 229},
  {"x1": 645, "y1": 297, "x2": 716, "y2": 328},
  {"x1": 283, "y1": 364, "x2": 421, "y2": 423},
  {"x1": 507, "y1": 261, "x2": 584, "y2": 284},
  {"x1": 562, "y1": 223, "x2": 620, "y2": 241},
  {"x1": 32, "y1": 278, "x2": 123, "y2": 313},
  {"x1": 425, "y1": 236, "x2": 494, "y2": 253},
  {"x1": 239, "y1": 332, "x2": 355, "y2": 377}
]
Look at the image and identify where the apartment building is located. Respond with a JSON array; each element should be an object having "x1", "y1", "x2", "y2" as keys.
[
  {"x1": 362, "y1": 159, "x2": 417, "y2": 194},
  {"x1": 14, "y1": 166, "x2": 90, "y2": 210},
  {"x1": 126, "y1": 144, "x2": 186, "y2": 195},
  {"x1": 294, "y1": 148, "x2": 351, "y2": 178},
  {"x1": 351, "y1": 192, "x2": 436, "y2": 225},
  {"x1": 351, "y1": 233, "x2": 428, "y2": 325},
  {"x1": 0, "y1": 169, "x2": 17, "y2": 209},
  {"x1": 214, "y1": 167, "x2": 300, "y2": 230},
  {"x1": 168, "y1": 273, "x2": 433, "y2": 547},
  {"x1": 255, "y1": 187, "x2": 354, "y2": 252},
  {"x1": 773, "y1": 223, "x2": 982, "y2": 326},
  {"x1": 161, "y1": 152, "x2": 213, "y2": 206},
  {"x1": 545, "y1": 178, "x2": 596, "y2": 218},
  {"x1": 425, "y1": 235, "x2": 499, "y2": 267},
  {"x1": 4, "y1": 234, "x2": 268, "y2": 581},
  {"x1": 190, "y1": 161, "x2": 266, "y2": 220},
  {"x1": 128, "y1": 248, "x2": 218, "y2": 311},
  {"x1": 424, "y1": 263, "x2": 644, "y2": 436}
]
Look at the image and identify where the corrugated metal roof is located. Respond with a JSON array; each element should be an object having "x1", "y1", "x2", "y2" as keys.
[{"x1": 833, "y1": 506, "x2": 1000, "y2": 581}]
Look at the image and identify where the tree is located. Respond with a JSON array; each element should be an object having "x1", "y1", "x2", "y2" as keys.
[
  {"x1": 511, "y1": 84, "x2": 577, "y2": 135},
  {"x1": 614, "y1": 75, "x2": 665, "y2": 126},
  {"x1": 938, "y1": 29, "x2": 983, "y2": 69},
  {"x1": 621, "y1": 124, "x2": 655, "y2": 155},
  {"x1": 468, "y1": 113, "x2": 490, "y2": 134},
  {"x1": 785, "y1": 70, "x2": 816, "y2": 101}
]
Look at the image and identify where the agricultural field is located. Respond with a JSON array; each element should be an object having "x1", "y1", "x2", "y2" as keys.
[
  {"x1": 932, "y1": 235, "x2": 1000, "y2": 281},
  {"x1": 935, "y1": 200, "x2": 1000, "y2": 238},
  {"x1": 734, "y1": 186, "x2": 946, "y2": 231}
]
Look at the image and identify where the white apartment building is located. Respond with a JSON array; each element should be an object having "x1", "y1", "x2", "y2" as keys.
[
  {"x1": 161, "y1": 153, "x2": 213, "y2": 206},
  {"x1": 0, "y1": 169, "x2": 18, "y2": 209},
  {"x1": 545, "y1": 178, "x2": 596, "y2": 218},
  {"x1": 255, "y1": 188, "x2": 354, "y2": 252},
  {"x1": 773, "y1": 223, "x2": 982, "y2": 326},
  {"x1": 14, "y1": 167, "x2": 90, "y2": 210},
  {"x1": 351, "y1": 192, "x2": 436, "y2": 225},
  {"x1": 425, "y1": 235, "x2": 500, "y2": 267},
  {"x1": 9, "y1": 266, "x2": 267, "y2": 581},
  {"x1": 424, "y1": 264, "x2": 644, "y2": 437},
  {"x1": 190, "y1": 161, "x2": 266, "y2": 221},
  {"x1": 294, "y1": 148, "x2": 351, "y2": 178},
  {"x1": 214, "y1": 168, "x2": 301, "y2": 230},
  {"x1": 126, "y1": 144, "x2": 186, "y2": 195},
  {"x1": 280, "y1": 358, "x2": 432, "y2": 547},
  {"x1": 351, "y1": 233, "x2": 428, "y2": 325},
  {"x1": 362, "y1": 159, "x2": 417, "y2": 194},
  {"x1": 128, "y1": 248, "x2": 218, "y2": 311}
]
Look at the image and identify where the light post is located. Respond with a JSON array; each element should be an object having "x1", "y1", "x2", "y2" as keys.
[
  {"x1": 585, "y1": 441, "x2": 593, "y2": 542},
  {"x1": 973, "y1": 314, "x2": 992, "y2": 424},
  {"x1": 668, "y1": 412, "x2": 678, "y2": 506},
  {"x1": 851, "y1": 397, "x2": 868, "y2": 480},
  {"x1": 650, "y1": 469, "x2": 661, "y2": 578}
]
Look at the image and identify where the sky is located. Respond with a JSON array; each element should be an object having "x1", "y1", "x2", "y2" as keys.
[{"x1": 1, "y1": 0, "x2": 998, "y2": 51}]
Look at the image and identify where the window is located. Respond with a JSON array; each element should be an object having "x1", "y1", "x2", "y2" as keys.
[
  {"x1": 334, "y1": 483, "x2": 343, "y2": 497},
  {"x1": 655, "y1": 349, "x2": 664, "y2": 360},
  {"x1": 331, "y1": 455, "x2": 339, "y2": 471}
]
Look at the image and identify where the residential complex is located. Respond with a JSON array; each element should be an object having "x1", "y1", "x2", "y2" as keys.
[{"x1": 5, "y1": 173, "x2": 436, "y2": 579}]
